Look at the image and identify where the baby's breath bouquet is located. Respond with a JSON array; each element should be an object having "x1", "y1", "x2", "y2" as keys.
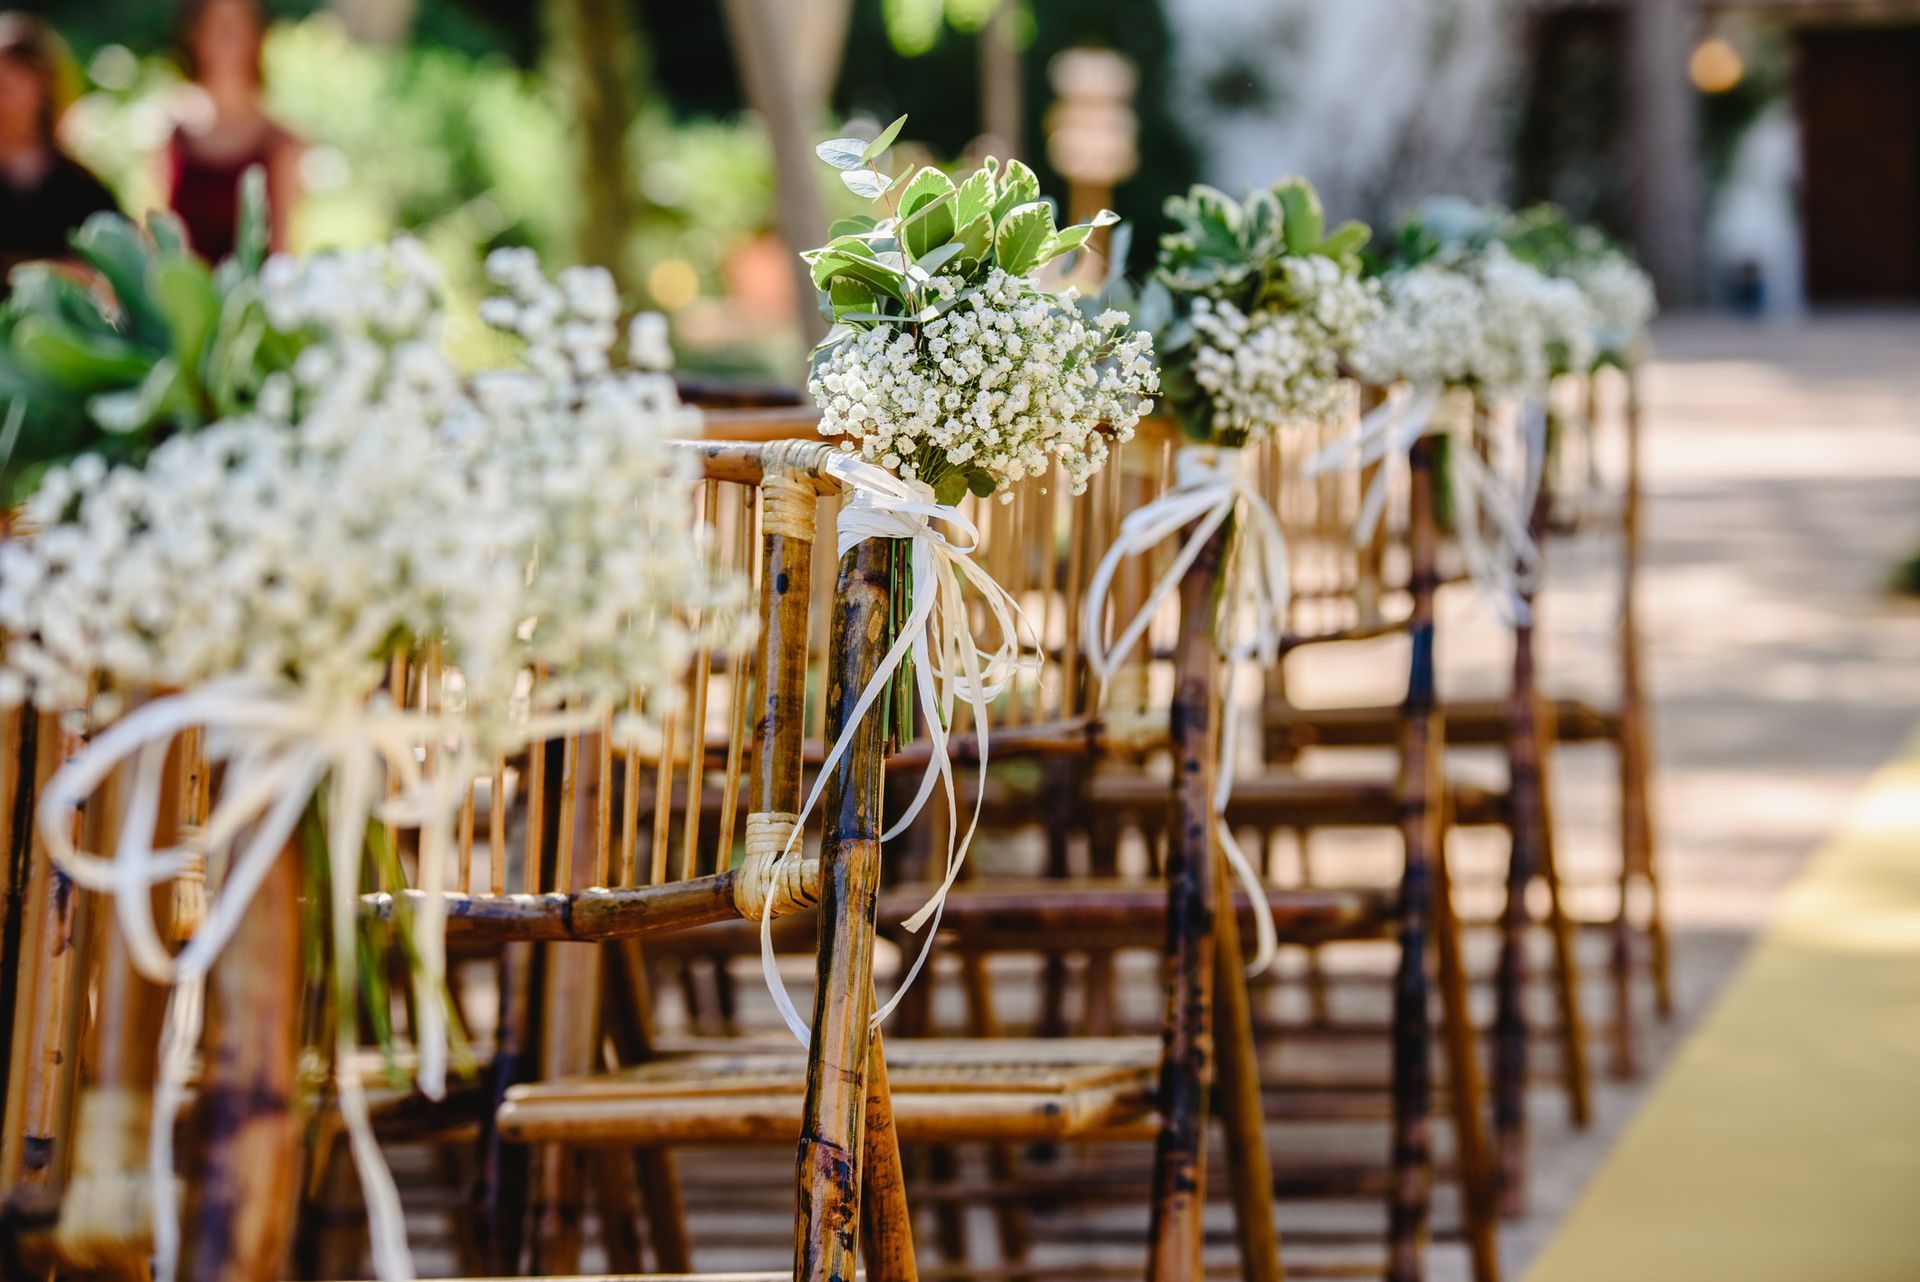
[
  {"x1": 1145, "y1": 178, "x2": 1380, "y2": 445},
  {"x1": 1355, "y1": 198, "x2": 1609, "y2": 395},
  {"x1": 1502, "y1": 204, "x2": 1656, "y2": 367},
  {"x1": 0, "y1": 236, "x2": 749, "y2": 1282},
  {"x1": 800, "y1": 117, "x2": 1157, "y2": 747},
  {"x1": 804, "y1": 116, "x2": 1158, "y2": 504}
]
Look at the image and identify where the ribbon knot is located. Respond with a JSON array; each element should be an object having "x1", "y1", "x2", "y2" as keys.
[
  {"x1": 1305, "y1": 385, "x2": 1544, "y2": 626},
  {"x1": 758, "y1": 453, "x2": 1038, "y2": 1044},
  {"x1": 1081, "y1": 443, "x2": 1289, "y2": 975}
]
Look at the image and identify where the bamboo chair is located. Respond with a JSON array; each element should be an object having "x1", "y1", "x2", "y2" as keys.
[{"x1": 866, "y1": 406, "x2": 1496, "y2": 1282}]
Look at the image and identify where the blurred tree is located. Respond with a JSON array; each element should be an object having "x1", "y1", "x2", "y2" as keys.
[{"x1": 543, "y1": 0, "x2": 647, "y2": 292}]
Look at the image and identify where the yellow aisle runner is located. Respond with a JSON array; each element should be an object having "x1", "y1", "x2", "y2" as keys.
[{"x1": 1525, "y1": 727, "x2": 1920, "y2": 1282}]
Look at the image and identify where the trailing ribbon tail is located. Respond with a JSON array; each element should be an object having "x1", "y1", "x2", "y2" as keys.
[
  {"x1": 36, "y1": 679, "x2": 481, "y2": 1282},
  {"x1": 758, "y1": 454, "x2": 1038, "y2": 1045},
  {"x1": 1081, "y1": 445, "x2": 1287, "y2": 976}
]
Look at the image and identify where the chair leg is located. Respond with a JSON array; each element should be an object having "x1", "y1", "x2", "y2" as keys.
[
  {"x1": 794, "y1": 537, "x2": 894, "y2": 1282},
  {"x1": 1212, "y1": 842, "x2": 1283, "y2": 1282},
  {"x1": 180, "y1": 847, "x2": 302, "y2": 1282},
  {"x1": 589, "y1": 1148, "x2": 646, "y2": 1274},
  {"x1": 1146, "y1": 522, "x2": 1228, "y2": 1282},
  {"x1": 1533, "y1": 703, "x2": 1591, "y2": 1134},
  {"x1": 859, "y1": 1030, "x2": 918, "y2": 1282},
  {"x1": 1433, "y1": 841, "x2": 1500, "y2": 1282}
]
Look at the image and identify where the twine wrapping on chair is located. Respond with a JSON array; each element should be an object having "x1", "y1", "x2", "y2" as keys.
[
  {"x1": 33, "y1": 677, "x2": 542, "y2": 1282},
  {"x1": 758, "y1": 452, "x2": 1036, "y2": 1045},
  {"x1": 1305, "y1": 385, "x2": 1544, "y2": 626},
  {"x1": 732, "y1": 810, "x2": 818, "y2": 919},
  {"x1": 1080, "y1": 444, "x2": 1289, "y2": 976},
  {"x1": 758, "y1": 466, "x2": 819, "y2": 544},
  {"x1": 54, "y1": 1087, "x2": 162, "y2": 1272}
]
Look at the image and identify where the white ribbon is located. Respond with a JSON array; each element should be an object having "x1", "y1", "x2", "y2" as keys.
[
  {"x1": 1306, "y1": 385, "x2": 1543, "y2": 626},
  {"x1": 760, "y1": 453, "x2": 1037, "y2": 1044},
  {"x1": 38, "y1": 676, "x2": 486, "y2": 1282},
  {"x1": 1080, "y1": 444, "x2": 1288, "y2": 975}
]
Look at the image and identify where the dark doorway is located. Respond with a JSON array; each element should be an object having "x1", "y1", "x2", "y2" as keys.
[{"x1": 1796, "y1": 26, "x2": 1920, "y2": 301}]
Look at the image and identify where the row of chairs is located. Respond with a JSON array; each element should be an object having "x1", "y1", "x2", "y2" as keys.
[{"x1": 0, "y1": 368, "x2": 1665, "y2": 1282}]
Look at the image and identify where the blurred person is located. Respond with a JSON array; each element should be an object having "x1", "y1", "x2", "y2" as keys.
[
  {"x1": 0, "y1": 13, "x2": 119, "y2": 286},
  {"x1": 168, "y1": 0, "x2": 298, "y2": 261}
]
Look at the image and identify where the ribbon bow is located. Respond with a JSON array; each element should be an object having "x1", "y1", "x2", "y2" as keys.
[
  {"x1": 1080, "y1": 443, "x2": 1289, "y2": 975},
  {"x1": 1306, "y1": 385, "x2": 1544, "y2": 626},
  {"x1": 39, "y1": 676, "x2": 480, "y2": 1282},
  {"x1": 760, "y1": 453, "x2": 1037, "y2": 1043}
]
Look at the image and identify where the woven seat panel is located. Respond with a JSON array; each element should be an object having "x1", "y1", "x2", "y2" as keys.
[{"x1": 496, "y1": 1036, "x2": 1160, "y2": 1145}]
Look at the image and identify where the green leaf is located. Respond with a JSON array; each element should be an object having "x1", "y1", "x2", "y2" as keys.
[
  {"x1": 933, "y1": 472, "x2": 968, "y2": 506},
  {"x1": 966, "y1": 470, "x2": 997, "y2": 498},
  {"x1": 828, "y1": 214, "x2": 879, "y2": 239},
  {"x1": 951, "y1": 212, "x2": 994, "y2": 271},
  {"x1": 811, "y1": 251, "x2": 908, "y2": 302},
  {"x1": 841, "y1": 167, "x2": 901, "y2": 200},
  {"x1": 1275, "y1": 178, "x2": 1324, "y2": 256},
  {"x1": 862, "y1": 114, "x2": 909, "y2": 162},
  {"x1": 1050, "y1": 224, "x2": 1095, "y2": 257},
  {"x1": 88, "y1": 357, "x2": 189, "y2": 434},
  {"x1": 9, "y1": 316, "x2": 152, "y2": 392},
  {"x1": 816, "y1": 137, "x2": 868, "y2": 170},
  {"x1": 148, "y1": 255, "x2": 221, "y2": 381},
  {"x1": 232, "y1": 165, "x2": 269, "y2": 272},
  {"x1": 828, "y1": 276, "x2": 877, "y2": 319},
  {"x1": 71, "y1": 214, "x2": 169, "y2": 350},
  {"x1": 991, "y1": 159, "x2": 1041, "y2": 223},
  {"x1": 898, "y1": 168, "x2": 957, "y2": 259},
  {"x1": 1319, "y1": 219, "x2": 1372, "y2": 261},
  {"x1": 913, "y1": 242, "x2": 965, "y2": 278},
  {"x1": 953, "y1": 167, "x2": 995, "y2": 227},
  {"x1": 994, "y1": 200, "x2": 1056, "y2": 276}
]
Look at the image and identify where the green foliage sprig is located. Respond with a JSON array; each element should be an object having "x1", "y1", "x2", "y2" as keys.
[
  {"x1": 0, "y1": 171, "x2": 282, "y2": 506},
  {"x1": 804, "y1": 115, "x2": 1118, "y2": 340},
  {"x1": 1146, "y1": 178, "x2": 1371, "y2": 444}
]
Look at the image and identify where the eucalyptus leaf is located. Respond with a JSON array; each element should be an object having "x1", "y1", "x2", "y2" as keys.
[
  {"x1": 966, "y1": 470, "x2": 997, "y2": 498},
  {"x1": 815, "y1": 137, "x2": 868, "y2": 170},
  {"x1": 862, "y1": 114, "x2": 909, "y2": 162},
  {"x1": 841, "y1": 167, "x2": 897, "y2": 200},
  {"x1": 933, "y1": 472, "x2": 968, "y2": 506}
]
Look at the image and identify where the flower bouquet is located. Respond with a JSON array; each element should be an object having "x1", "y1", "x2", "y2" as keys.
[
  {"x1": 774, "y1": 117, "x2": 1158, "y2": 1032},
  {"x1": 1080, "y1": 176, "x2": 1378, "y2": 974},
  {"x1": 0, "y1": 225, "x2": 749, "y2": 1279}
]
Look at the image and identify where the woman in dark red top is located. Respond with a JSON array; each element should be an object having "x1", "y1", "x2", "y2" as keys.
[
  {"x1": 167, "y1": 0, "x2": 299, "y2": 262},
  {"x1": 0, "y1": 14, "x2": 119, "y2": 288}
]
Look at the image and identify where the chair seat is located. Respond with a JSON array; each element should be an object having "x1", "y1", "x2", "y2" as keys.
[{"x1": 496, "y1": 1036, "x2": 1161, "y2": 1146}]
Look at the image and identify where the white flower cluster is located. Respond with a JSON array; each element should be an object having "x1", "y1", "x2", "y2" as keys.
[
  {"x1": 0, "y1": 242, "x2": 748, "y2": 749},
  {"x1": 1186, "y1": 256, "x2": 1381, "y2": 436},
  {"x1": 1354, "y1": 246, "x2": 1595, "y2": 397},
  {"x1": 1575, "y1": 252, "x2": 1656, "y2": 361},
  {"x1": 808, "y1": 267, "x2": 1157, "y2": 498}
]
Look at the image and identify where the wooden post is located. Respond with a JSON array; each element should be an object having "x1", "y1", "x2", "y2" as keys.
[
  {"x1": 793, "y1": 535, "x2": 893, "y2": 1282},
  {"x1": 1385, "y1": 437, "x2": 1439, "y2": 1282},
  {"x1": 179, "y1": 844, "x2": 302, "y2": 1282},
  {"x1": 1145, "y1": 517, "x2": 1228, "y2": 1282}
]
